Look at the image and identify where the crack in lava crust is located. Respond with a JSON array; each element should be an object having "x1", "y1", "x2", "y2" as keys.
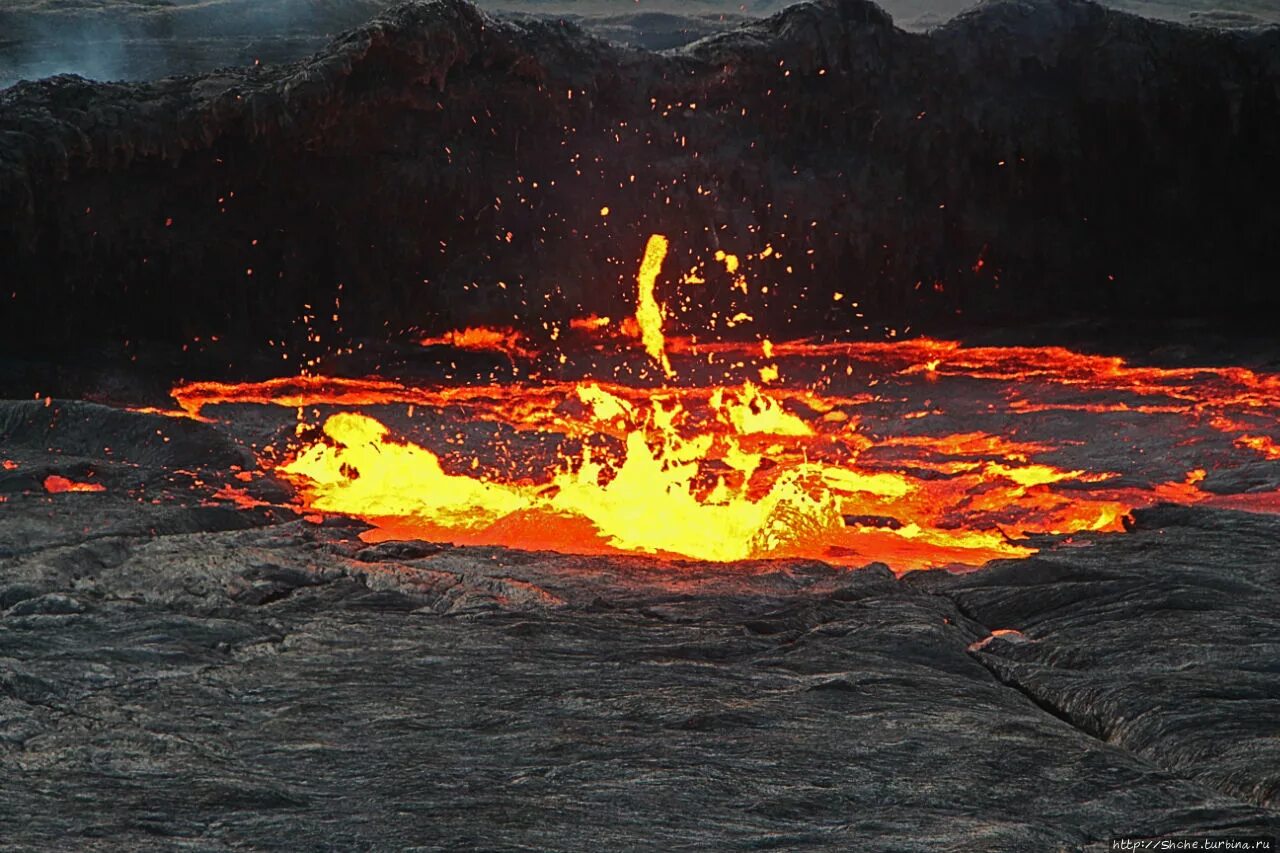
[{"x1": 171, "y1": 339, "x2": 1280, "y2": 572}]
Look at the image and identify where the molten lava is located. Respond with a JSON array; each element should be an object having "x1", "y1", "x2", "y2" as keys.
[
  {"x1": 419, "y1": 327, "x2": 534, "y2": 359},
  {"x1": 170, "y1": 234, "x2": 1280, "y2": 572},
  {"x1": 634, "y1": 233, "x2": 674, "y2": 377},
  {"x1": 43, "y1": 475, "x2": 105, "y2": 494}
]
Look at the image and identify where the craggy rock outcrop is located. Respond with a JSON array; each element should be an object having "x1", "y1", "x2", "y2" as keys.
[
  {"x1": 2, "y1": 399, "x2": 1279, "y2": 849},
  {"x1": 1, "y1": 0, "x2": 1278, "y2": 354}
]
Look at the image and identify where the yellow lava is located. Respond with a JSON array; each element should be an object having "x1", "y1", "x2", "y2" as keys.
[
  {"x1": 199, "y1": 232, "x2": 1280, "y2": 571},
  {"x1": 281, "y1": 384, "x2": 849, "y2": 563},
  {"x1": 635, "y1": 233, "x2": 673, "y2": 377},
  {"x1": 280, "y1": 413, "x2": 529, "y2": 528},
  {"x1": 710, "y1": 382, "x2": 812, "y2": 436}
]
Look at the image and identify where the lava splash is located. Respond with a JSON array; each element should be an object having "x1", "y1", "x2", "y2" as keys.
[
  {"x1": 167, "y1": 235, "x2": 1280, "y2": 572},
  {"x1": 174, "y1": 342, "x2": 1280, "y2": 571}
]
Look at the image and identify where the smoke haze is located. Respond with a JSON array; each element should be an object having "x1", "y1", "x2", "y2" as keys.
[{"x1": 1, "y1": 0, "x2": 1275, "y2": 89}]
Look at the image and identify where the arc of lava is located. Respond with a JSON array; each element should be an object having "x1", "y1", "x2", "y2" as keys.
[{"x1": 635, "y1": 233, "x2": 673, "y2": 377}]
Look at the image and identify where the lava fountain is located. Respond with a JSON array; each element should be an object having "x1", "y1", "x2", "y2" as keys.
[{"x1": 171, "y1": 236, "x2": 1280, "y2": 572}]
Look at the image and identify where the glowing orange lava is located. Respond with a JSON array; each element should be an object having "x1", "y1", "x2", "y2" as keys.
[
  {"x1": 44, "y1": 475, "x2": 105, "y2": 494},
  {"x1": 170, "y1": 235, "x2": 1280, "y2": 572},
  {"x1": 419, "y1": 326, "x2": 534, "y2": 359},
  {"x1": 174, "y1": 348, "x2": 1280, "y2": 571}
]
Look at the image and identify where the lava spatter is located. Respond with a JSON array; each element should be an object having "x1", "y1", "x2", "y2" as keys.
[
  {"x1": 169, "y1": 236, "x2": 1280, "y2": 572},
  {"x1": 175, "y1": 348, "x2": 1280, "y2": 570}
]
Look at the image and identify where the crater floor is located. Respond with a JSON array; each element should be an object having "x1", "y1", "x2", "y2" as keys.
[{"x1": 2, "y1": 343, "x2": 1278, "y2": 849}]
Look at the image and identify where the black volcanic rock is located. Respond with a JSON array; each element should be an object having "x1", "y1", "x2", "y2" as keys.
[
  {"x1": 1, "y1": 401, "x2": 1279, "y2": 848},
  {"x1": 3, "y1": 503, "x2": 1280, "y2": 849},
  {"x1": 0, "y1": 0, "x2": 1277, "y2": 354},
  {"x1": 937, "y1": 504, "x2": 1280, "y2": 810}
]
